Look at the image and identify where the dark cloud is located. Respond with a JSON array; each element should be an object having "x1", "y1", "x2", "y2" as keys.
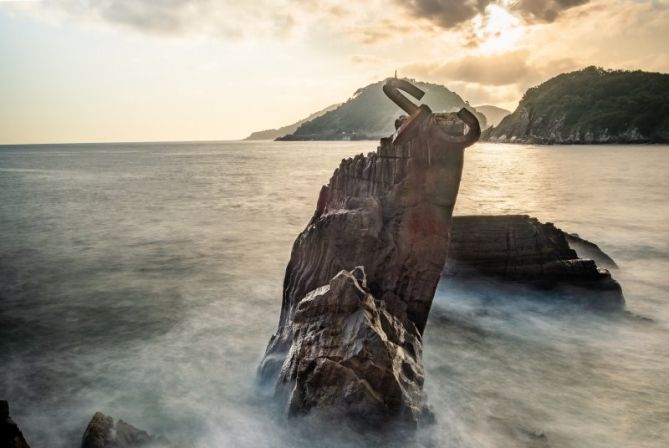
[
  {"x1": 515, "y1": 0, "x2": 590, "y2": 22},
  {"x1": 401, "y1": 0, "x2": 488, "y2": 28},
  {"x1": 397, "y1": 0, "x2": 591, "y2": 29}
]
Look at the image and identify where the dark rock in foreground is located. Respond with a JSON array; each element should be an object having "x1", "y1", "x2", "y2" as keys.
[
  {"x1": 0, "y1": 401, "x2": 31, "y2": 448},
  {"x1": 276, "y1": 267, "x2": 429, "y2": 427},
  {"x1": 81, "y1": 412, "x2": 165, "y2": 448},
  {"x1": 445, "y1": 215, "x2": 624, "y2": 308}
]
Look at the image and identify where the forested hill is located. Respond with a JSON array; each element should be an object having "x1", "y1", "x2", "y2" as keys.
[
  {"x1": 278, "y1": 79, "x2": 486, "y2": 141},
  {"x1": 244, "y1": 104, "x2": 339, "y2": 140},
  {"x1": 483, "y1": 67, "x2": 669, "y2": 144}
]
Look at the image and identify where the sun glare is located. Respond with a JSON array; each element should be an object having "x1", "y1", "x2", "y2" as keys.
[{"x1": 472, "y1": 4, "x2": 524, "y2": 54}]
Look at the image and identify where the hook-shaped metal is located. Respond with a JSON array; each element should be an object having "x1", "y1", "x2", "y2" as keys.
[
  {"x1": 442, "y1": 108, "x2": 481, "y2": 147},
  {"x1": 384, "y1": 78, "x2": 480, "y2": 148},
  {"x1": 383, "y1": 78, "x2": 426, "y2": 115}
]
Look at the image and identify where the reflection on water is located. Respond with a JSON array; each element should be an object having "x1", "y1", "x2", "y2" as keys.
[{"x1": 0, "y1": 141, "x2": 667, "y2": 447}]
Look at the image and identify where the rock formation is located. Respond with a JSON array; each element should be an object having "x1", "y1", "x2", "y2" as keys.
[
  {"x1": 445, "y1": 215, "x2": 624, "y2": 308},
  {"x1": 0, "y1": 401, "x2": 31, "y2": 448},
  {"x1": 276, "y1": 267, "x2": 429, "y2": 427},
  {"x1": 81, "y1": 412, "x2": 164, "y2": 448},
  {"x1": 259, "y1": 79, "x2": 480, "y2": 426}
]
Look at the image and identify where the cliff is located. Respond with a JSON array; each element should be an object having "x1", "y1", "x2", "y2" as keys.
[
  {"x1": 483, "y1": 67, "x2": 669, "y2": 144},
  {"x1": 277, "y1": 79, "x2": 485, "y2": 140}
]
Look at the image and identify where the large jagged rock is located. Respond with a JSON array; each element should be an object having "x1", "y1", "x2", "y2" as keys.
[
  {"x1": 259, "y1": 94, "x2": 480, "y2": 425},
  {"x1": 0, "y1": 401, "x2": 31, "y2": 448},
  {"x1": 81, "y1": 412, "x2": 163, "y2": 448},
  {"x1": 445, "y1": 215, "x2": 624, "y2": 308},
  {"x1": 276, "y1": 267, "x2": 428, "y2": 427}
]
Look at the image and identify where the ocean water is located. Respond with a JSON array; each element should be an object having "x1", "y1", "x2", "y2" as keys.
[{"x1": 0, "y1": 141, "x2": 667, "y2": 448}]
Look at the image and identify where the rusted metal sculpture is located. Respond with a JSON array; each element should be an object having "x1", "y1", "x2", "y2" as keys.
[{"x1": 383, "y1": 77, "x2": 480, "y2": 147}]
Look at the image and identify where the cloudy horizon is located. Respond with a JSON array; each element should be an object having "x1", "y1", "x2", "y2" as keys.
[{"x1": 1, "y1": 0, "x2": 668, "y2": 144}]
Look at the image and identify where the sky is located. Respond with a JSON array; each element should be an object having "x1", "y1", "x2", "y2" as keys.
[{"x1": 1, "y1": 0, "x2": 668, "y2": 144}]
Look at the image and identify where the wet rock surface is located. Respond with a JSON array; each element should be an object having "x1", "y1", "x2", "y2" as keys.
[
  {"x1": 276, "y1": 267, "x2": 429, "y2": 427},
  {"x1": 0, "y1": 401, "x2": 31, "y2": 448},
  {"x1": 445, "y1": 215, "x2": 624, "y2": 308},
  {"x1": 81, "y1": 412, "x2": 164, "y2": 448},
  {"x1": 259, "y1": 106, "x2": 479, "y2": 425},
  {"x1": 564, "y1": 232, "x2": 618, "y2": 269}
]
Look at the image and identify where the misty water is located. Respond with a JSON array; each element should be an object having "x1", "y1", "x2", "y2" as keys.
[{"x1": 0, "y1": 141, "x2": 667, "y2": 447}]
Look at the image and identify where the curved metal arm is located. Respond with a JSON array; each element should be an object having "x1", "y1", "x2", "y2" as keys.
[
  {"x1": 439, "y1": 108, "x2": 481, "y2": 147},
  {"x1": 383, "y1": 78, "x2": 425, "y2": 115}
]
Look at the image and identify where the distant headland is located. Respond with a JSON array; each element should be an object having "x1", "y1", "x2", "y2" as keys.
[
  {"x1": 246, "y1": 67, "x2": 669, "y2": 144},
  {"x1": 484, "y1": 67, "x2": 669, "y2": 144}
]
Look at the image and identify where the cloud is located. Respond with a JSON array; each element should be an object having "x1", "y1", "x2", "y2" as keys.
[
  {"x1": 403, "y1": 51, "x2": 535, "y2": 86},
  {"x1": 16, "y1": 0, "x2": 592, "y2": 44},
  {"x1": 397, "y1": 0, "x2": 592, "y2": 30},
  {"x1": 351, "y1": 54, "x2": 385, "y2": 65},
  {"x1": 514, "y1": 0, "x2": 590, "y2": 22},
  {"x1": 34, "y1": 0, "x2": 298, "y2": 39},
  {"x1": 400, "y1": 0, "x2": 487, "y2": 29},
  {"x1": 401, "y1": 51, "x2": 582, "y2": 109}
]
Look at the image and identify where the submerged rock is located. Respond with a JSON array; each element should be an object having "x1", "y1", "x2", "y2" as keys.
[
  {"x1": 445, "y1": 215, "x2": 624, "y2": 308},
  {"x1": 259, "y1": 83, "x2": 480, "y2": 425},
  {"x1": 0, "y1": 401, "x2": 31, "y2": 448},
  {"x1": 81, "y1": 412, "x2": 164, "y2": 448}
]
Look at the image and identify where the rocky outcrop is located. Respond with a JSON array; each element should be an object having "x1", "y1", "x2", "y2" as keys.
[
  {"x1": 276, "y1": 267, "x2": 429, "y2": 427},
  {"x1": 259, "y1": 79, "x2": 480, "y2": 425},
  {"x1": 445, "y1": 215, "x2": 624, "y2": 308},
  {"x1": 81, "y1": 412, "x2": 164, "y2": 448},
  {"x1": 0, "y1": 401, "x2": 31, "y2": 448}
]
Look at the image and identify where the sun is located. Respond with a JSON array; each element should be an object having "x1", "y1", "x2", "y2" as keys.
[{"x1": 472, "y1": 4, "x2": 524, "y2": 54}]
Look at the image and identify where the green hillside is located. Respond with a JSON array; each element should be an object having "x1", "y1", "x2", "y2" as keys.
[
  {"x1": 244, "y1": 104, "x2": 339, "y2": 140},
  {"x1": 278, "y1": 79, "x2": 486, "y2": 140},
  {"x1": 484, "y1": 67, "x2": 669, "y2": 144}
]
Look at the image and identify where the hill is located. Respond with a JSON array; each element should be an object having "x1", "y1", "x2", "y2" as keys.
[
  {"x1": 244, "y1": 104, "x2": 339, "y2": 140},
  {"x1": 277, "y1": 79, "x2": 486, "y2": 141},
  {"x1": 474, "y1": 105, "x2": 510, "y2": 128},
  {"x1": 484, "y1": 67, "x2": 669, "y2": 144}
]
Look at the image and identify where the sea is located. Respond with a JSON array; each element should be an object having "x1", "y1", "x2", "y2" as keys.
[{"x1": 0, "y1": 141, "x2": 667, "y2": 448}]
